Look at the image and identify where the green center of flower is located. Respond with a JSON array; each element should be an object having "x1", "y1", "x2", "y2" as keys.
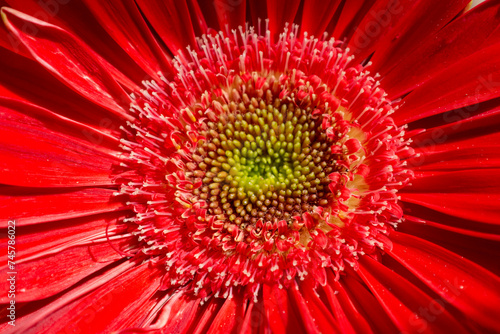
[{"x1": 193, "y1": 91, "x2": 337, "y2": 226}]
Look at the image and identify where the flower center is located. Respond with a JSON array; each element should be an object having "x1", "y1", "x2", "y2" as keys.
[
  {"x1": 192, "y1": 79, "x2": 337, "y2": 228},
  {"x1": 117, "y1": 24, "x2": 414, "y2": 301}
]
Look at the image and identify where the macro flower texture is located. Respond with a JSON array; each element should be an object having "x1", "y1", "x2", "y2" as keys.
[{"x1": 1, "y1": 0, "x2": 500, "y2": 333}]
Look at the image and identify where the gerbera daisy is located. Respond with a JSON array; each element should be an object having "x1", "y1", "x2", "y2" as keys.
[{"x1": 1, "y1": 0, "x2": 500, "y2": 333}]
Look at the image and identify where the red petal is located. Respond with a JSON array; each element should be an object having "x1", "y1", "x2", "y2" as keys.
[
  {"x1": 149, "y1": 292, "x2": 201, "y2": 333},
  {"x1": 0, "y1": 96, "x2": 122, "y2": 150},
  {"x1": 408, "y1": 169, "x2": 500, "y2": 194},
  {"x1": 401, "y1": 192, "x2": 500, "y2": 225},
  {"x1": 322, "y1": 278, "x2": 373, "y2": 333},
  {"x1": 355, "y1": 263, "x2": 421, "y2": 333},
  {"x1": 4, "y1": 0, "x2": 143, "y2": 90},
  {"x1": 18, "y1": 262, "x2": 161, "y2": 333},
  {"x1": 300, "y1": 0, "x2": 342, "y2": 37},
  {"x1": 394, "y1": 42, "x2": 500, "y2": 124},
  {"x1": 136, "y1": 0, "x2": 197, "y2": 55},
  {"x1": 331, "y1": 0, "x2": 367, "y2": 40},
  {"x1": 409, "y1": 121, "x2": 500, "y2": 171},
  {"x1": 411, "y1": 142, "x2": 500, "y2": 171},
  {"x1": 396, "y1": 216, "x2": 500, "y2": 276},
  {"x1": 0, "y1": 5, "x2": 30, "y2": 58},
  {"x1": 185, "y1": 0, "x2": 209, "y2": 36},
  {"x1": 358, "y1": 256, "x2": 468, "y2": 333},
  {"x1": 347, "y1": 0, "x2": 419, "y2": 60},
  {"x1": 263, "y1": 284, "x2": 306, "y2": 334},
  {"x1": 404, "y1": 213, "x2": 500, "y2": 242},
  {"x1": 289, "y1": 282, "x2": 322, "y2": 334},
  {"x1": 82, "y1": 0, "x2": 173, "y2": 80},
  {"x1": 413, "y1": 145, "x2": 500, "y2": 171},
  {"x1": 191, "y1": 0, "x2": 220, "y2": 32},
  {"x1": 369, "y1": 0, "x2": 470, "y2": 75},
  {"x1": 212, "y1": 0, "x2": 246, "y2": 31},
  {"x1": 267, "y1": 0, "x2": 301, "y2": 38},
  {"x1": 0, "y1": 237, "x2": 126, "y2": 302},
  {"x1": 0, "y1": 47, "x2": 126, "y2": 129},
  {"x1": 383, "y1": 0, "x2": 500, "y2": 99},
  {"x1": 0, "y1": 212, "x2": 126, "y2": 265},
  {"x1": 0, "y1": 188, "x2": 125, "y2": 225},
  {"x1": 191, "y1": 298, "x2": 225, "y2": 334},
  {"x1": 206, "y1": 292, "x2": 246, "y2": 334},
  {"x1": 0, "y1": 104, "x2": 119, "y2": 187},
  {"x1": 9, "y1": 260, "x2": 137, "y2": 333},
  {"x1": 387, "y1": 231, "x2": 500, "y2": 332},
  {"x1": 341, "y1": 273, "x2": 399, "y2": 333},
  {"x1": 2, "y1": 7, "x2": 132, "y2": 120},
  {"x1": 299, "y1": 279, "x2": 340, "y2": 333},
  {"x1": 239, "y1": 300, "x2": 272, "y2": 334},
  {"x1": 401, "y1": 168, "x2": 500, "y2": 224},
  {"x1": 248, "y1": 1, "x2": 268, "y2": 29}
]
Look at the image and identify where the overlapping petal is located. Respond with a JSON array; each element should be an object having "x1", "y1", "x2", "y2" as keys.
[
  {"x1": 0, "y1": 102, "x2": 120, "y2": 187},
  {"x1": 2, "y1": 7, "x2": 133, "y2": 120}
]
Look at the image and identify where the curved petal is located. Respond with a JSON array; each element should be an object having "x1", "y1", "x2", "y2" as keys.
[
  {"x1": 248, "y1": 0, "x2": 268, "y2": 30},
  {"x1": 401, "y1": 168, "x2": 500, "y2": 225},
  {"x1": 263, "y1": 284, "x2": 306, "y2": 334},
  {"x1": 146, "y1": 292, "x2": 201, "y2": 333},
  {"x1": 2, "y1": 7, "x2": 133, "y2": 121},
  {"x1": 383, "y1": 0, "x2": 500, "y2": 99},
  {"x1": 412, "y1": 144, "x2": 500, "y2": 171},
  {"x1": 0, "y1": 212, "x2": 127, "y2": 265},
  {"x1": 136, "y1": 0, "x2": 197, "y2": 55},
  {"x1": 340, "y1": 273, "x2": 399, "y2": 333},
  {"x1": 190, "y1": 298, "x2": 225, "y2": 334},
  {"x1": 0, "y1": 96, "x2": 122, "y2": 150},
  {"x1": 12, "y1": 261, "x2": 162, "y2": 333},
  {"x1": 298, "y1": 279, "x2": 341, "y2": 333},
  {"x1": 357, "y1": 256, "x2": 468, "y2": 334},
  {"x1": 387, "y1": 231, "x2": 500, "y2": 332},
  {"x1": 300, "y1": 0, "x2": 342, "y2": 37},
  {"x1": 369, "y1": 0, "x2": 470, "y2": 74},
  {"x1": 401, "y1": 192, "x2": 500, "y2": 225},
  {"x1": 206, "y1": 292, "x2": 246, "y2": 334},
  {"x1": 288, "y1": 283, "x2": 322, "y2": 334},
  {"x1": 82, "y1": 0, "x2": 173, "y2": 79},
  {"x1": 0, "y1": 46, "x2": 127, "y2": 129},
  {"x1": 394, "y1": 42, "x2": 500, "y2": 124},
  {"x1": 0, "y1": 237, "x2": 128, "y2": 302},
  {"x1": 396, "y1": 216, "x2": 500, "y2": 277},
  {"x1": 331, "y1": 0, "x2": 370, "y2": 40},
  {"x1": 404, "y1": 213, "x2": 500, "y2": 242},
  {"x1": 185, "y1": 0, "x2": 209, "y2": 36},
  {"x1": 4, "y1": 259, "x2": 136, "y2": 333},
  {"x1": 347, "y1": 0, "x2": 420, "y2": 60},
  {"x1": 190, "y1": 0, "x2": 220, "y2": 33},
  {"x1": 0, "y1": 104, "x2": 120, "y2": 187},
  {"x1": 408, "y1": 104, "x2": 500, "y2": 170},
  {"x1": 4, "y1": 0, "x2": 143, "y2": 90},
  {"x1": 324, "y1": 279, "x2": 373, "y2": 334}
]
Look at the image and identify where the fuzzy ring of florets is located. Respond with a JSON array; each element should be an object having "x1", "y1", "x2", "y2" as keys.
[{"x1": 116, "y1": 23, "x2": 414, "y2": 301}]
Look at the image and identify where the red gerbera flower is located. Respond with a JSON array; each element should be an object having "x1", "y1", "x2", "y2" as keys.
[{"x1": 1, "y1": 0, "x2": 500, "y2": 333}]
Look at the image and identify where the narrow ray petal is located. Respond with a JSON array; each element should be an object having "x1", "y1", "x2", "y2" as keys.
[
  {"x1": 387, "y1": 231, "x2": 500, "y2": 332},
  {"x1": 2, "y1": 7, "x2": 133, "y2": 120}
]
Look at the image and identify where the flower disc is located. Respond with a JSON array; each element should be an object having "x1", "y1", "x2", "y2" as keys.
[{"x1": 118, "y1": 24, "x2": 414, "y2": 300}]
